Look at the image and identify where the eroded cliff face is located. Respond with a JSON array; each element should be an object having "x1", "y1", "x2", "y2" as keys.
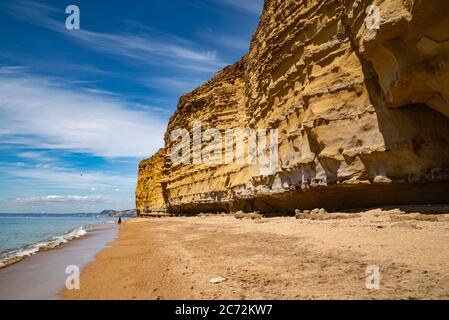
[
  {"x1": 136, "y1": 148, "x2": 169, "y2": 214},
  {"x1": 137, "y1": 0, "x2": 449, "y2": 216}
]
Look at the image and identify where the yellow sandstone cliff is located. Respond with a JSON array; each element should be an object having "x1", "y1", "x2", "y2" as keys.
[
  {"x1": 137, "y1": 0, "x2": 449, "y2": 216},
  {"x1": 136, "y1": 148, "x2": 169, "y2": 214}
]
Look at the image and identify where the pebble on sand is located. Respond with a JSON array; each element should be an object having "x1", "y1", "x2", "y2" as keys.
[{"x1": 209, "y1": 276, "x2": 227, "y2": 284}]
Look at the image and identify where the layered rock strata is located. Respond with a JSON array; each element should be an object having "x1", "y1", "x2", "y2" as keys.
[
  {"x1": 136, "y1": 148, "x2": 169, "y2": 215},
  {"x1": 137, "y1": 0, "x2": 449, "y2": 216}
]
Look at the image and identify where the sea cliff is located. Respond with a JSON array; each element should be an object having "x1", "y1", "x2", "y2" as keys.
[{"x1": 137, "y1": 0, "x2": 449, "y2": 216}]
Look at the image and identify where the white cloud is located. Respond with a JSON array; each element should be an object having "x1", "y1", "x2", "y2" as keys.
[
  {"x1": 4, "y1": 164, "x2": 136, "y2": 190},
  {"x1": 15, "y1": 195, "x2": 109, "y2": 203},
  {"x1": 0, "y1": 66, "x2": 27, "y2": 74},
  {"x1": 143, "y1": 77, "x2": 206, "y2": 94},
  {"x1": 67, "y1": 29, "x2": 225, "y2": 73},
  {"x1": 0, "y1": 71, "x2": 166, "y2": 158},
  {"x1": 205, "y1": 33, "x2": 250, "y2": 51},
  {"x1": 0, "y1": 161, "x2": 137, "y2": 212},
  {"x1": 214, "y1": 0, "x2": 263, "y2": 15},
  {"x1": 0, "y1": 194, "x2": 134, "y2": 213},
  {"x1": 17, "y1": 151, "x2": 56, "y2": 162},
  {"x1": 1, "y1": 0, "x2": 227, "y2": 73}
]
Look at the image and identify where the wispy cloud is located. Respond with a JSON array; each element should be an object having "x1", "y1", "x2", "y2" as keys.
[
  {"x1": 0, "y1": 160, "x2": 137, "y2": 213},
  {"x1": 0, "y1": 194, "x2": 133, "y2": 213},
  {"x1": 0, "y1": 65, "x2": 27, "y2": 74},
  {"x1": 213, "y1": 0, "x2": 263, "y2": 15},
  {"x1": 14, "y1": 195, "x2": 109, "y2": 203},
  {"x1": 67, "y1": 29, "x2": 225, "y2": 73},
  {"x1": 0, "y1": 69, "x2": 166, "y2": 158},
  {"x1": 5, "y1": 165, "x2": 136, "y2": 190},
  {"x1": 143, "y1": 77, "x2": 206, "y2": 94},
  {"x1": 199, "y1": 31, "x2": 251, "y2": 51},
  {"x1": 17, "y1": 151, "x2": 57, "y2": 163},
  {"x1": 1, "y1": 0, "x2": 227, "y2": 73}
]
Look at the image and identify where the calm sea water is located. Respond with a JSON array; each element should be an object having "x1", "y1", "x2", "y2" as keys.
[{"x1": 0, "y1": 214, "x2": 114, "y2": 267}]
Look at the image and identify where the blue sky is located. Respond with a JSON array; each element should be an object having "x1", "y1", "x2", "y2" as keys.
[{"x1": 0, "y1": 0, "x2": 262, "y2": 213}]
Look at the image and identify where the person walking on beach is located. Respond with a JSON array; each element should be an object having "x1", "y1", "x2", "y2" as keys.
[{"x1": 118, "y1": 217, "x2": 122, "y2": 225}]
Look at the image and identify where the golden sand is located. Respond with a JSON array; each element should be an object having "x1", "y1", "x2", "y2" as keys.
[{"x1": 63, "y1": 209, "x2": 449, "y2": 300}]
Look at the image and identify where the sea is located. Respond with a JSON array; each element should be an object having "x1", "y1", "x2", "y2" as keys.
[{"x1": 0, "y1": 213, "x2": 115, "y2": 268}]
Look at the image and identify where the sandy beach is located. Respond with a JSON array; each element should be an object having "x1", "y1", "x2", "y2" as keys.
[{"x1": 62, "y1": 208, "x2": 449, "y2": 300}]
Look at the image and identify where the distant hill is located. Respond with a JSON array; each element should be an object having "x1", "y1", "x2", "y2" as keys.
[{"x1": 99, "y1": 209, "x2": 137, "y2": 218}]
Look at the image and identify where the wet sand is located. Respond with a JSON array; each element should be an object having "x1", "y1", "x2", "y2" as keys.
[
  {"x1": 63, "y1": 208, "x2": 449, "y2": 300},
  {"x1": 0, "y1": 223, "x2": 117, "y2": 300}
]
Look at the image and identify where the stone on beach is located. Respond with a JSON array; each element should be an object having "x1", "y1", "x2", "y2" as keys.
[{"x1": 209, "y1": 276, "x2": 227, "y2": 285}]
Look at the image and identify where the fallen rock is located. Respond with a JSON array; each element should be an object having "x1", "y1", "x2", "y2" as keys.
[
  {"x1": 391, "y1": 214, "x2": 439, "y2": 223},
  {"x1": 248, "y1": 212, "x2": 263, "y2": 220},
  {"x1": 234, "y1": 211, "x2": 247, "y2": 220},
  {"x1": 295, "y1": 209, "x2": 311, "y2": 220},
  {"x1": 296, "y1": 209, "x2": 361, "y2": 221},
  {"x1": 415, "y1": 215, "x2": 439, "y2": 222},
  {"x1": 391, "y1": 222, "x2": 419, "y2": 229},
  {"x1": 209, "y1": 276, "x2": 227, "y2": 284},
  {"x1": 311, "y1": 213, "x2": 332, "y2": 221},
  {"x1": 332, "y1": 213, "x2": 362, "y2": 220}
]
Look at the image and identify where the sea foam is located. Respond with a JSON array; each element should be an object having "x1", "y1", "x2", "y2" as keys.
[{"x1": 0, "y1": 226, "x2": 87, "y2": 268}]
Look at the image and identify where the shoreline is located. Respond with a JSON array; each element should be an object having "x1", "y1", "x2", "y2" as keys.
[
  {"x1": 0, "y1": 226, "x2": 88, "y2": 270},
  {"x1": 0, "y1": 223, "x2": 118, "y2": 300},
  {"x1": 63, "y1": 208, "x2": 449, "y2": 300}
]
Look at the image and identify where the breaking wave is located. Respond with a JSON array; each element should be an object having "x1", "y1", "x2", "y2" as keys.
[{"x1": 0, "y1": 226, "x2": 88, "y2": 268}]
